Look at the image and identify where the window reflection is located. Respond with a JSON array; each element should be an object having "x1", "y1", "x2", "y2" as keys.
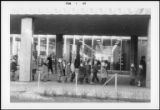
[
  {"x1": 40, "y1": 37, "x2": 47, "y2": 58},
  {"x1": 48, "y1": 38, "x2": 56, "y2": 56},
  {"x1": 84, "y1": 38, "x2": 92, "y2": 59}
]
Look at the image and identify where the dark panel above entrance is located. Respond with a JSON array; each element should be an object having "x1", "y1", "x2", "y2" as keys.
[{"x1": 10, "y1": 15, "x2": 150, "y2": 36}]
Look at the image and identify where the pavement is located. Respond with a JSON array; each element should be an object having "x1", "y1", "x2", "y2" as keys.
[{"x1": 10, "y1": 74, "x2": 150, "y2": 102}]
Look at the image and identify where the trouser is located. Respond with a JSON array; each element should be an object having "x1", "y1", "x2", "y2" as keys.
[
  {"x1": 11, "y1": 71, "x2": 16, "y2": 81},
  {"x1": 101, "y1": 78, "x2": 107, "y2": 84},
  {"x1": 84, "y1": 74, "x2": 90, "y2": 83},
  {"x1": 78, "y1": 77, "x2": 84, "y2": 84},
  {"x1": 70, "y1": 72, "x2": 75, "y2": 82},
  {"x1": 32, "y1": 69, "x2": 37, "y2": 81},
  {"x1": 75, "y1": 69, "x2": 79, "y2": 83},
  {"x1": 92, "y1": 72, "x2": 99, "y2": 83},
  {"x1": 48, "y1": 66, "x2": 53, "y2": 74}
]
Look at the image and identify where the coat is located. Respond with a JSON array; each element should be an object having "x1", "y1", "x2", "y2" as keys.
[
  {"x1": 85, "y1": 64, "x2": 91, "y2": 76},
  {"x1": 65, "y1": 64, "x2": 71, "y2": 76},
  {"x1": 130, "y1": 67, "x2": 136, "y2": 79},
  {"x1": 101, "y1": 67, "x2": 108, "y2": 78},
  {"x1": 57, "y1": 62, "x2": 64, "y2": 76},
  {"x1": 71, "y1": 63, "x2": 75, "y2": 73},
  {"x1": 79, "y1": 66, "x2": 86, "y2": 78}
]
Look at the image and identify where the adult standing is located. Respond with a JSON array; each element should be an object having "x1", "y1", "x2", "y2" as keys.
[
  {"x1": 85, "y1": 60, "x2": 91, "y2": 83},
  {"x1": 92, "y1": 60, "x2": 99, "y2": 84},
  {"x1": 47, "y1": 54, "x2": 53, "y2": 74},
  {"x1": 139, "y1": 56, "x2": 146, "y2": 86},
  {"x1": 74, "y1": 42, "x2": 81, "y2": 84}
]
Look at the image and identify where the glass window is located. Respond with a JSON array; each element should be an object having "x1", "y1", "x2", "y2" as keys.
[
  {"x1": 111, "y1": 38, "x2": 121, "y2": 70},
  {"x1": 84, "y1": 38, "x2": 92, "y2": 59},
  {"x1": 75, "y1": 35, "x2": 83, "y2": 60},
  {"x1": 40, "y1": 37, "x2": 47, "y2": 58},
  {"x1": 93, "y1": 37, "x2": 103, "y2": 61},
  {"x1": 103, "y1": 38, "x2": 111, "y2": 46},
  {"x1": 121, "y1": 39, "x2": 131, "y2": 71},
  {"x1": 48, "y1": 38, "x2": 56, "y2": 56},
  {"x1": 65, "y1": 37, "x2": 73, "y2": 63},
  {"x1": 101, "y1": 38, "x2": 112, "y2": 70}
]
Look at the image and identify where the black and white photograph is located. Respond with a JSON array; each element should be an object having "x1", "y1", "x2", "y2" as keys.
[{"x1": 1, "y1": 1, "x2": 159, "y2": 109}]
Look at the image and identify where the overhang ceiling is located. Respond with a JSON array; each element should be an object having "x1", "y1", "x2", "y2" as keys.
[{"x1": 10, "y1": 14, "x2": 150, "y2": 36}]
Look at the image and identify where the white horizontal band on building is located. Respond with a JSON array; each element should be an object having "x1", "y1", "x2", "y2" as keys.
[{"x1": 11, "y1": 8, "x2": 150, "y2": 15}]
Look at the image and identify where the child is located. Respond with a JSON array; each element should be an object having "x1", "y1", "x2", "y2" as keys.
[
  {"x1": 137, "y1": 65, "x2": 143, "y2": 87},
  {"x1": 130, "y1": 64, "x2": 136, "y2": 85},
  {"x1": 70, "y1": 61, "x2": 75, "y2": 82},
  {"x1": 101, "y1": 62, "x2": 108, "y2": 84},
  {"x1": 65, "y1": 62, "x2": 71, "y2": 82},
  {"x1": 57, "y1": 59, "x2": 64, "y2": 82},
  {"x1": 78, "y1": 62, "x2": 86, "y2": 84}
]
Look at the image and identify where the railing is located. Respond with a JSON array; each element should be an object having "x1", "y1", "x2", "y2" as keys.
[{"x1": 103, "y1": 73, "x2": 118, "y2": 97}]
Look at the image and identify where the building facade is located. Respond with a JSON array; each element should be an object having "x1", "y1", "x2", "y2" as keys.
[{"x1": 10, "y1": 8, "x2": 151, "y2": 87}]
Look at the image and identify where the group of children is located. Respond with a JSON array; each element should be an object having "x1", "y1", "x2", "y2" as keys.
[
  {"x1": 56, "y1": 59, "x2": 108, "y2": 84},
  {"x1": 130, "y1": 56, "x2": 146, "y2": 87},
  {"x1": 10, "y1": 53, "x2": 146, "y2": 87},
  {"x1": 38, "y1": 55, "x2": 109, "y2": 84}
]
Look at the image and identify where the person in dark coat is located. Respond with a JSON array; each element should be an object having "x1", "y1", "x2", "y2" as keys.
[
  {"x1": 10, "y1": 58, "x2": 17, "y2": 81},
  {"x1": 47, "y1": 55, "x2": 53, "y2": 74},
  {"x1": 84, "y1": 60, "x2": 91, "y2": 83},
  {"x1": 78, "y1": 62, "x2": 86, "y2": 84},
  {"x1": 92, "y1": 60, "x2": 99, "y2": 83},
  {"x1": 140, "y1": 56, "x2": 146, "y2": 86}
]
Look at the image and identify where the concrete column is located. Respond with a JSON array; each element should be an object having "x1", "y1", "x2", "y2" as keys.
[
  {"x1": 63, "y1": 36, "x2": 66, "y2": 56},
  {"x1": 65, "y1": 39, "x2": 70, "y2": 62},
  {"x1": 130, "y1": 36, "x2": 138, "y2": 74},
  {"x1": 82, "y1": 36, "x2": 84, "y2": 60},
  {"x1": 56, "y1": 34, "x2": 63, "y2": 58},
  {"x1": 146, "y1": 19, "x2": 151, "y2": 88},
  {"x1": 72, "y1": 35, "x2": 76, "y2": 63},
  {"x1": 19, "y1": 18, "x2": 33, "y2": 81}
]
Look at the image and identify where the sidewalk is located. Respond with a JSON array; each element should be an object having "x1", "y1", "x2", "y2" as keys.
[{"x1": 10, "y1": 79, "x2": 150, "y2": 102}]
